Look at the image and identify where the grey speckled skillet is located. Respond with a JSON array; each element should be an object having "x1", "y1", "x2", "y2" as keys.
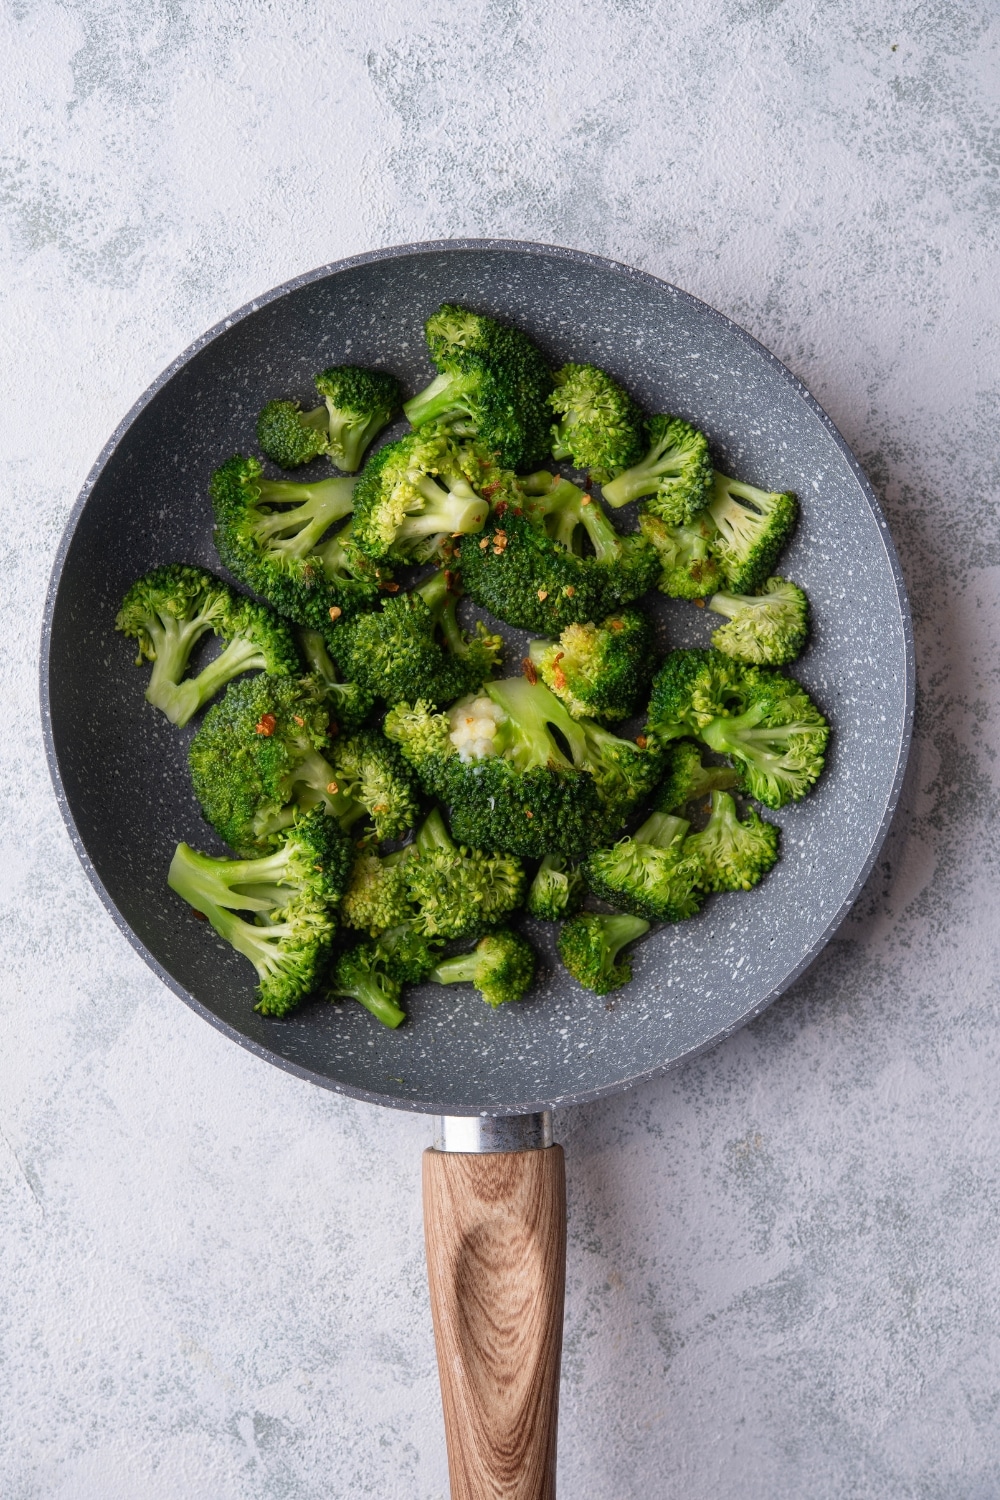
[{"x1": 41, "y1": 242, "x2": 914, "y2": 1493}]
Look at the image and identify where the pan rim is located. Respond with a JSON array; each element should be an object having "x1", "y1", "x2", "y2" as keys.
[{"x1": 39, "y1": 237, "x2": 916, "y2": 1116}]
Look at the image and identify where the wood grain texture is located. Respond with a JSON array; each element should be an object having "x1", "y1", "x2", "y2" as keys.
[{"x1": 423, "y1": 1146, "x2": 567, "y2": 1500}]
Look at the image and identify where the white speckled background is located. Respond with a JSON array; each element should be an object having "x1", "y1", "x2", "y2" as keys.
[{"x1": 3, "y1": 3, "x2": 998, "y2": 1495}]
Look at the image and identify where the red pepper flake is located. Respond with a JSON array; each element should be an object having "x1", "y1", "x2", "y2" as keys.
[
  {"x1": 494, "y1": 500, "x2": 509, "y2": 516},
  {"x1": 292, "y1": 715, "x2": 305, "y2": 727},
  {"x1": 552, "y1": 667, "x2": 567, "y2": 691},
  {"x1": 372, "y1": 803, "x2": 387, "y2": 815},
  {"x1": 636, "y1": 735, "x2": 648, "y2": 749},
  {"x1": 481, "y1": 481, "x2": 502, "y2": 498},
  {"x1": 694, "y1": 598, "x2": 705, "y2": 608},
  {"x1": 524, "y1": 809, "x2": 534, "y2": 819},
  {"x1": 563, "y1": 585, "x2": 576, "y2": 598},
  {"x1": 326, "y1": 780, "x2": 339, "y2": 794},
  {"x1": 191, "y1": 908, "x2": 208, "y2": 921},
  {"x1": 492, "y1": 530, "x2": 508, "y2": 554},
  {"x1": 479, "y1": 535, "x2": 491, "y2": 549},
  {"x1": 609, "y1": 618, "x2": 624, "y2": 632},
  {"x1": 255, "y1": 713, "x2": 277, "y2": 737},
  {"x1": 328, "y1": 605, "x2": 342, "y2": 621},
  {"x1": 537, "y1": 588, "x2": 549, "y2": 602},
  {"x1": 379, "y1": 581, "x2": 400, "y2": 593},
  {"x1": 580, "y1": 494, "x2": 591, "y2": 505},
  {"x1": 553, "y1": 651, "x2": 564, "y2": 665},
  {"x1": 443, "y1": 569, "x2": 455, "y2": 590},
  {"x1": 522, "y1": 657, "x2": 538, "y2": 684}
]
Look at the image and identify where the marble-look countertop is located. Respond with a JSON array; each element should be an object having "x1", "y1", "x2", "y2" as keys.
[{"x1": 3, "y1": 2, "x2": 998, "y2": 1495}]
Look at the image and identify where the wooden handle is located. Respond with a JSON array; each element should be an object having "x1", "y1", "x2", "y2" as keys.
[{"x1": 423, "y1": 1145, "x2": 566, "y2": 1500}]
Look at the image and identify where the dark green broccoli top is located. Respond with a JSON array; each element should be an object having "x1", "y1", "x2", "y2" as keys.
[{"x1": 548, "y1": 363, "x2": 645, "y2": 481}]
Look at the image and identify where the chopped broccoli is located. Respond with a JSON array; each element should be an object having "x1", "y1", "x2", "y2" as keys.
[
  {"x1": 645, "y1": 648, "x2": 749, "y2": 743},
  {"x1": 295, "y1": 628, "x2": 374, "y2": 731},
  {"x1": 326, "y1": 941, "x2": 407, "y2": 1029},
  {"x1": 330, "y1": 565, "x2": 502, "y2": 708},
  {"x1": 684, "y1": 792, "x2": 779, "y2": 892},
  {"x1": 459, "y1": 475, "x2": 659, "y2": 634},
  {"x1": 548, "y1": 363, "x2": 645, "y2": 481},
  {"x1": 527, "y1": 609, "x2": 654, "y2": 721},
  {"x1": 257, "y1": 367, "x2": 401, "y2": 472},
  {"x1": 557, "y1": 912, "x2": 650, "y2": 996},
  {"x1": 349, "y1": 430, "x2": 492, "y2": 567},
  {"x1": 706, "y1": 472, "x2": 798, "y2": 593},
  {"x1": 116, "y1": 564, "x2": 299, "y2": 727},
  {"x1": 405, "y1": 808, "x2": 525, "y2": 940},
  {"x1": 210, "y1": 455, "x2": 384, "y2": 629},
  {"x1": 403, "y1": 304, "x2": 553, "y2": 470},
  {"x1": 697, "y1": 668, "x2": 829, "y2": 808},
  {"x1": 428, "y1": 929, "x2": 537, "y2": 1007},
  {"x1": 167, "y1": 809, "x2": 349, "y2": 1017},
  {"x1": 256, "y1": 400, "x2": 331, "y2": 470},
  {"x1": 708, "y1": 577, "x2": 809, "y2": 665},
  {"x1": 656, "y1": 740, "x2": 740, "y2": 813},
  {"x1": 527, "y1": 854, "x2": 584, "y2": 921},
  {"x1": 189, "y1": 675, "x2": 419, "y2": 854},
  {"x1": 601, "y1": 414, "x2": 713, "y2": 523},
  {"x1": 584, "y1": 811, "x2": 704, "y2": 923},
  {"x1": 638, "y1": 510, "x2": 723, "y2": 599},
  {"x1": 340, "y1": 846, "x2": 414, "y2": 937}
]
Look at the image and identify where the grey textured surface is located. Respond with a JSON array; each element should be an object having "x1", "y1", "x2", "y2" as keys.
[
  {"x1": 44, "y1": 242, "x2": 911, "y2": 1114},
  {"x1": 2, "y1": 2, "x2": 997, "y2": 1495}
]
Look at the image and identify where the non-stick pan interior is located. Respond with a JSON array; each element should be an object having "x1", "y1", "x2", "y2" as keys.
[{"x1": 43, "y1": 242, "x2": 913, "y2": 1114}]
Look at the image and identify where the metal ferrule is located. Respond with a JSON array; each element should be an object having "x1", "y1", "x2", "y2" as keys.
[{"x1": 433, "y1": 1113, "x2": 554, "y2": 1153}]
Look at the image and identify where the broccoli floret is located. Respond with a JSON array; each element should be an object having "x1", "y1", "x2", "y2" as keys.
[
  {"x1": 526, "y1": 854, "x2": 584, "y2": 921},
  {"x1": 656, "y1": 740, "x2": 740, "y2": 812},
  {"x1": 349, "y1": 430, "x2": 492, "y2": 567},
  {"x1": 428, "y1": 929, "x2": 537, "y2": 1007},
  {"x1": 167, "y1": 809, "x2": 349, "y2": 1017},
  {"x1": 211, "y1": 456, "x2": 384, "y2": 628},
  {"x1": 557, "y1": 912, "x2": 650, "y2": 996},
  {"x1": 706, "y1": 472, "x2": 798, "y2": 593},
  {"x1": 698, "y1": 668, "x2": 829, "y2": 808},
  {"x1": 548, "y1": 364, "x2": 645, "y2": 481},
  {"x1": 405, "y1": 808, "x2": 525, "y2": 940},
  {"x1": 340, "y1": 846, "x2": 414, "y2": 937},
  {"x1": 527, "y1": 609, "x2": 654, "y2": 721},
  {"x1": 459, "y1": 476, "x2": 659, "y2": 634},
  {"x1": 601, "y1": 414, "x2": 713, "y2": 523},
  {"x1": 116, "y1": 564, "x2": 299, "y2": 727},
  {"x1": 708, "y1": 577, "x2": 809, "y2": 665},
  {"x1": 403, "y1": 304, "x2": 553, "y2": 470},
  {"x1": 295, "y1": 628, "x2": 374, "y2": 731},
  {"x1": 645, "y1": 648, "x2": 749, "y2": 743},
  {"x1": 330, "y1": 566, "x2": 502, "y2": 708},
  {"x1": 584, "y1": 811, "x2": 704, "y2": 923},
  {"x1": 189, "y1": 675, "x2": 419, "y2": 854},
  {"x1": 256, "y1": 400, "x2": 331, "y2": 470},
  {"x1": 326, "y1": 941, "x2": 407, "y2": 1029},
  {"x1": 638, "y1": 510, "x2": 723, "y2": 599},
  {"x1": 684, "y1": 792, "x2": 779, "y2": 892},
  {"x1": 257, "y1": 367, "x2": 400, "y2": 472}
]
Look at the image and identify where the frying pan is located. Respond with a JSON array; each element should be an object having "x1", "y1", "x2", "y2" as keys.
[{"x1": 41, "y1": 240, "x2": 914, "y2": 1497}]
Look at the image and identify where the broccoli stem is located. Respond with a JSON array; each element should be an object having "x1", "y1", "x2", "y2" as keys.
[
  {"x1": 485, "y1": 677, "x2": 588, "y2": 770},
  {"x1": 416, "y1": 568, "x2": 470, "y2": 657},
  {"x1": 336, "y1": 971, "x2": 406, "y2": 1029},
  {"x1": 601, "y1": 914, "x2": 652, "y2": 960},
  {"x1": 327, "y1": 411, "x2": 385, "y2": 474},
  {"x1": 415, "y1": 807, "x2": 454, "y2": 855},
  {"x1": 632, "y1": 811, "x2": 690, "y2": 848},
  {"x1": 403, "y1": 370, "x2": 475, "y2": 428},
  {"x1": 168, "y1": 843, "x2": 303, "y2": 982},
  {"x1": 252, "y1": 476, "x2": 357, "y2": 559},
  {"x1": 602, "y1": 430, "x2": 678, "y2": 508},
  {"x1": 706, "y1": 591, "x2": 753, "y2": 621},
  {"x1": 401, "y1": 475, "x2": 488, "y2": 540},
  {"x1": 536, "y1": 478, "x2": 622, "y2": 562},
  {"x1": 427, "y1": 951, "x2": 479, "y2": 985},
  {"x1": 154, "y1": 635, "x2": 270, "y2": 727}
]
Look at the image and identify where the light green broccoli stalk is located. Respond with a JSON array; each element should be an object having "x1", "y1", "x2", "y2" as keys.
[
  {"x1": 557, "y1": 912, "x2": 650, "y2": 996},
  {"x1": 601, "y1": 414, "x2": 713, "y2": 523},
  {"x1": 684, "y1": 792, "x2": 779, "y2": 892},
  {"x1": 707, "y1": 577, "x2": 809, "y2": 665},
  {"x1": 706, "y1": 472, "x2": 798, "y2": 593},
  {"x1": 656, "y1": 741, "x2": 740, "y2": 813},
  {"x1": 428, "y1": 929, "x2": 537, "y2": 1007}
]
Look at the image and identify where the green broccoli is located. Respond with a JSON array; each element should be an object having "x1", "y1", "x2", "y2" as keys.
[
  {"x1": 340, "y1": 846, "x2": 414, "y2": 937},
  {"x1": 697, "y1": 668, "x2": 829, "y2": 808},
  {"x1": 403, "y1": 304, "x2": 553, "y2": 470},
  {"x1": 526, "y1": 854, "x2": 584, "y2": 921},
  {"x1": 601, "y1": 414, "x2": 713, "y2": 523},
  {"x1": 548, "y1": 363, "x2": 645, "y2": 481},
  {"x1": 348, "y1": 430, "x2": 492, "y2": 567},
  {"x1": 707, "y1": 577, "x2": 809, "y2": 665},
  {"x1": 583, "y1": 811, "x2": 704, "y2": 923},
  {"x1": 116, "y1": 564, "x2": 299, "y2": 727},
  {"x1": 295, "y1": 628, "x2": 374, "y2": 731},
  {"x1": 404, "y1": 808, "x2": 525, "y2": 940},
  {"x1": 557, "y1": 912, "x2": 650, "y2": 996},
  {"x1": 330, "y1": 566, "x2": 502, "y2": 708},
  {"x1": 638, "y1": 510, "x2": 723, "y2": 599},
  {"x1": 706, "y1": 472, "x2": 798, "y2": 593},
  {"x1": 428, "y1": 929, "x2": 537, "y2": 1007},
  {"x1": 167, "y1": 809, "x2": 350, "y2": 1017},
  {"x1": 210, "y1": 456, "x2": 384, "y2": 629},
  {"x1": 326, "y1": 941, "x2": 407, "y2": 1029},
  {"x1": 644, "y1": 648, "x2": 749, "y2": 743},
  {"x1": 684, "y1": 792, "x2": 779, "y2": 892},
  {"x1": 655, "y1": 740, "x2": 740, "y2": 813},
  {"x1": 257, "y1": 367, "x2": 401, "y2": 472},
  {"x1": 189, "y1": 674, "x2": 420, "y2": 854},
  {"x1": 459, "y1": 476, "x2": 659, "y2": 635},
  {"x1": 527, "y1": 609, "x2": 654, "y2": 721}
]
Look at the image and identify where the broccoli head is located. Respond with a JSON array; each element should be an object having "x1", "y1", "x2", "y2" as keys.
[
  {"x1": 708, "y1": 577, "x2": 809, "y2": 665},
  {"x1": 210, "y1": 456, "x2": 384, "y2": 628},
  {"x1": 326, "y1": 941, "x2": 407, "y2": 1029},
  {"x1": 295, "y1": 628, "x2": 374, "y2": 731},
  {"x1": 257, "y1": 367, "x2": 400, "y2": 472},
  {"x1": 459, "y1": 476, "x2": 659, "y2": 635},
  {"x1": 404, "y1": 808, "x2": 525, "y2": 940},
  {"x1": 645, "y1": 648, "x2": 749, "y2": 743},
  {"x1": 348, "y1": 430, "x2": 492, "y2": 567},
  {"x1": 330, "y1": 565, "x2": 502, "y2": 708},
  {"x1": 557, "y1": 912, "x2": 650, "y2": 996},
  {"x1": 684, "y1": 792, "x2": 779, "y2": 892},
  {"x1": 116, "y1": 564, "x2": 299, "y2": 727},
  {"x1": 189, "y1": 674, "x2": 420, "y2": 854},
  {"x1": 655, "y1": 740, "x2": 740, "y2": 813},
  {"x1": 403, "y1": 304, "x2": 553, "y2": 470},
  {"x1": 638, "y1": 510, "x2": 723, "y2": 599},
  {"x1": 584, "y1": 811, "x2": 704, "y2": 923},
  {"x1": 548, "y1": 363, "x2": 646, "y2": 481},
  {"x1": 601, "y1": 414, "x2": 713, "y2": 523},
  {"x1": 256, "y1": 400, "x2": 331, "y2": 470},
  {"x1": 527, "y1": 854, "x2": 584, "y2": 922},
  {"x1": 429, "y1": 929, "x2": 537, "y2": 1007},
  {"x1": 706, "y1": 472, "x2": 798, "y2": 593},
  {"x1": 527, "y1": 609, "x2": 654, "y2": 721},
  {"x1": 167, "y1": 809, "x2": 349, "y2": 1017},
  {"x1": 697, "y1": 668, "x2": 829, "y2": 808},
  {"x1": 340, "y1": 846, "x2": 414, "y2": 937}
]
